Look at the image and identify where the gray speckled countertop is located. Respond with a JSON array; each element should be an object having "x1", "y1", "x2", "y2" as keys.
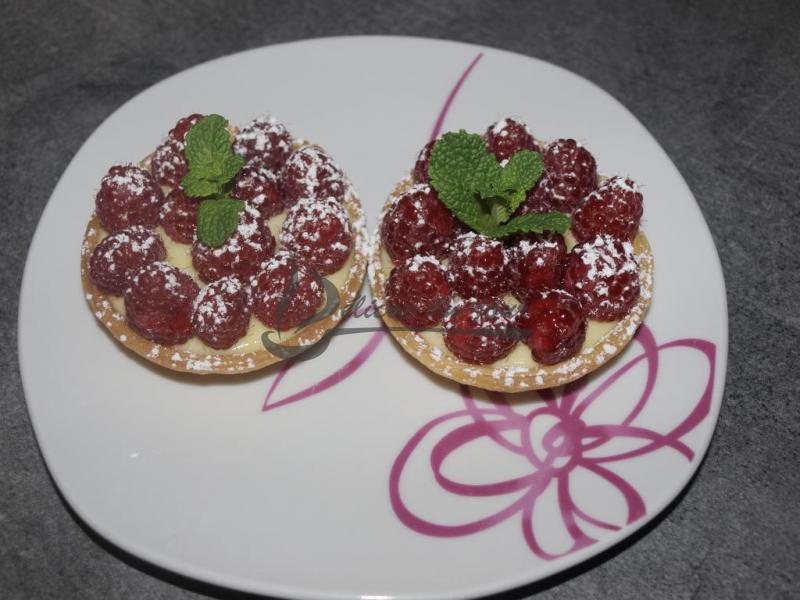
[{"x1": 2, "y1": 1, "x2": 799, "y2": 598}]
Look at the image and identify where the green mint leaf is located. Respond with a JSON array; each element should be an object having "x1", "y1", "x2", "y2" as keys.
[
  {"x1": 499, "y1": 150, "x2": 543, "y2": 214},
  {"x1": 181, "y1": 171, "x2": 225, "y2": 198},
  {"x1": 196, "y1": 199, "x2": 245, "y2": 247},
  {"x1": 505, "y1": 189, "x2": 528, "y2": 215},
  {"x1": 219, "y1": 152, "x2": 245, "y2": 183},
  {"x1": 488, "y1": 211, "x2": 571, "y2": 237},
  {"x1": 428, "y1": 130, "x2": 503, "y2": 232},
  {"x1": 478, "y1": 150, "x2": 543, "y2": 220},
  {"x1": 490, "y1": 198, "x2": 512, "y2": 223},
  {"x1": 181, "y1": 114, "x2": 244, "y2": 197},
  {"x1": 428, "y1": 131, "x2": 549, "y2": 236}
]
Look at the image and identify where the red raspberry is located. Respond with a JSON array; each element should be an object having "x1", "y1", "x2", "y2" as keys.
[
  {"x1": 233, "y1": 116, "x2": 293, "y2": 169},
  {"x1": 231, "y1": 158, "x2": 284, "y2": 220},
  {"x1": 281, "y1": 145, "x2": 346, "y2": 207},
  {"x1": 448, "y1": 233, "x2": 511, "y2": 299},
  {"x1": 563, "y1": 235, "x2": 640, "y2": 321},
  {"x1": 279, "y1": 197, "x2": 352, "y2": 276},
  {"x1": 413, "y1": 140, "x2": 435, "y2": 183},
  {"x1": 124, "y1": 262, "x2": 199, "y2": 345},
  {"x1": 517, "y1": 288, "x2": 587, "y2": 365},
  {"x1": 537, "y1": 139, "x2": 598, "y2": 212},
  {"x1": 192, "y1": 205, "x2": 276, "y2": 283},
  {"x1": 169, "y1": 113, "x2": 204, "y2": 143},
  {"x1": 381, "y1": 184, "x2": 461, "y2": 263},
  {"x1": 150, "y1": 114, "x2": 204, "y2": 188},
  {"x1": 159, "y1": 187, "x2": 198, "y2": 243},
  {"x1": 571, "y1": 176, "x2": 643, "y2": 243},
  {"x1": 95, "y1": 165, "x2": 164, "y2": 232},
  {"x1": 151, "y1": 138, "x2": 187, "y2": 188},
  {"x1": 251, "y1": 251, "x2": 324, "y2": 331},
  {"x1": 191, "y1": 276, "x2": 252, "y2": 349},
  {"x1": 88, "y1": 226, "x2": 166, "y2": 294},
  {"x1": 443, "y1": 298, "x2": 517, "y2": 364},
  {"x1": 484, "y1": 118, "x2": 539, "y2": 162},
  {"x1": 385, "y1": 255, "x2": 451, "y2": 329},
  {"x1": 508, "y1": 233, "x2": 566, "y2": 302}
]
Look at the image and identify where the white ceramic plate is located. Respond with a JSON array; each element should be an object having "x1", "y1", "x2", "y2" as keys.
[{"x1": 19, "y1": 37, "x2": 727, "y2": 599}]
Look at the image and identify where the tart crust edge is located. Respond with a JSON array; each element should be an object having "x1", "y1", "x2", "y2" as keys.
[
  {"x1": 368, "y1": 177, "x2": 654, "y2": 393},
  {"x1": 80, "y1": 190, "x2": 368, "y2": 376}
]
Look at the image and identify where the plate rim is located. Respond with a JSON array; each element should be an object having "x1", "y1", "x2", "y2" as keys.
[{"x1": 17, "y1": 34, "x2": 729, "y2": 600}]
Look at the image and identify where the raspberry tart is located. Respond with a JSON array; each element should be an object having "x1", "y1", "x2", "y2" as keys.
[
  {"x1": 81, "y1": 113, "x2": 367, "y2": 374},
  {"x1": 369, "y1": 120, "x2": 653, "y2": 392}
]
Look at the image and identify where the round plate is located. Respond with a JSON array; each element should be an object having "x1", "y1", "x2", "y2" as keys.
[{"x1": 19, "y1": 37, "x2": 727, "y2": 600}]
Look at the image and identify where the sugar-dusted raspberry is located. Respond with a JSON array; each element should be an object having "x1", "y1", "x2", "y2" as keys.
[
  {"x1": 191, "y1": 276, "x2": 252, "y2": 349},
  {"x1": 281, "y1": 145, "x2": 346, "y2": 207},
  {"x1": 443, "y1": 298, "x2": 518, "y2": 364},
  {"x1": 413, "y1": 140, "x2": 435, "y2": 183},
  {"x1": 484, "y1": 118, "x2": 539, "y2": 162},
  {"x1": 89, "y1": 226, "x2": 166, "y2": 294},
  {"x1": 563, "y1": 235, "x2": 640, "y2": 321},
  {"x1": 448, "y1": 232, "x2": 511, "y2": 299},
  {"x1": 231, "y1": 157, "x2": 284, "y2": 220},
  {"x1": 251, "y1": 251, "x2": 324, "y2": 331},
  {"x1": 280, "y1": 196, "x2": 352, "y2": 276},
  {"x1": 508, "y1": 233, "x2": 566, "y2": 302},
  {"x1": 124, "y1": 262, "x2": 199, "y2": 345},
  {"x1": 517, "y1": 288, "x2": 586, "y2": 365},
  {"x1": 571, "y1": 176, "x2": 643, "y2": 243},
  {"x1": 150, "y1": 114, "x2": 205, "y2": 188},
  {"x1": 233, "y1": 115, "x2": 293, "y2": 169},
  {"x1": 381, "y1": 184, "x2": 460, "y2": 263},
  {"x1": 151, "y1": 137, "x2": 187, "y2": 189},
  {"x1": 192, "y1": 205, "x2": 276, "y2": 283},
  {"x1": 385, "y1": 255, "x2": 451, "y2": 329},
  {"x1": 169, "y1": 113, "x2": 204, "y2": 143},
  {"x1": 159, "y1": 187, "x2": 198, "y2": 244},
  {"x1": 95, "y1": 165, "x2": 164, "y2": 232},
  {"x1": 537, "y1": 139, "x2": 598, "y2": 212}
]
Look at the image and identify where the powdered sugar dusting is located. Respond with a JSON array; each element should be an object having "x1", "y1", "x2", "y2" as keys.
[
  {"x1": 279, "y1": 196, "x2": 352, "y2": 274},
  {"x1": 407, "y1": 254, "x2": 443, "y2": 272},
  {"x1": 192, "y1": 275, "x2": 248, "y2": 329},
  {"x1": 282, "y1": 144, "x2": 346, "y2": 204},
  {"x1": 107, "y1": 166, "x2": 150, "y2": 198},
  {"x1": 234, "y1": 115, "x2": 293, "y2": 160}
]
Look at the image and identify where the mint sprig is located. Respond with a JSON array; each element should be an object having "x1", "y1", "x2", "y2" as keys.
[
  {"x1": 428, "y1": 130, "x2": 569, "y2": 237},
  {"x1": 182, "y1": 114, "x2": 245, "y2": 197},
  {"x1": 181, "y1": 114, "x2": 246, "y2": 247},
  {"x1": 196, "y1": 199, "x2": 245, "y2": 247}
]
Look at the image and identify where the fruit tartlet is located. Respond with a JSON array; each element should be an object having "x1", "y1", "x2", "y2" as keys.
[
  {"x1": 369, "y1": 119, "x2": 653, "y2": 392},
  {"x1": 81, "y1": 113, "x2": 367, "y2": 374}
]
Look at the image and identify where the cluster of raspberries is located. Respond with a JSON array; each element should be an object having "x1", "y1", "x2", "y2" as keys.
[
  {"x1": 89, "y1": 114, "x2": 354, "y2": 349},
  {"x1": 381, "y1": 118, "x2": 643, "y2": 366}
]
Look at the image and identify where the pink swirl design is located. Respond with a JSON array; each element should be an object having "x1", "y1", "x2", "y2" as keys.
[
  {"x1": 389, "y1": 325, "x2": 716, "y2": 559},
  {"x1": 258, "y1": 52, "x2": 719, "y2": 565},
  {"x1": 263, "y1": 53, "x2": 484, "y2": 412}
]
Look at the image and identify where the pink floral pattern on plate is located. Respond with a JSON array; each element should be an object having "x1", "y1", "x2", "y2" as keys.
[
  {"x1": 389, "y1": 325, "x2": 716, "y2": 559},
  {"x1": 258, "y1": 52, "x2": 718, "y2": 561}
]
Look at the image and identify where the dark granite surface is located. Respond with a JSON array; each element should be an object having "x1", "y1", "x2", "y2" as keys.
[{"x1": 2, "y1": 1, "x2": 799, "y2": 598}]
